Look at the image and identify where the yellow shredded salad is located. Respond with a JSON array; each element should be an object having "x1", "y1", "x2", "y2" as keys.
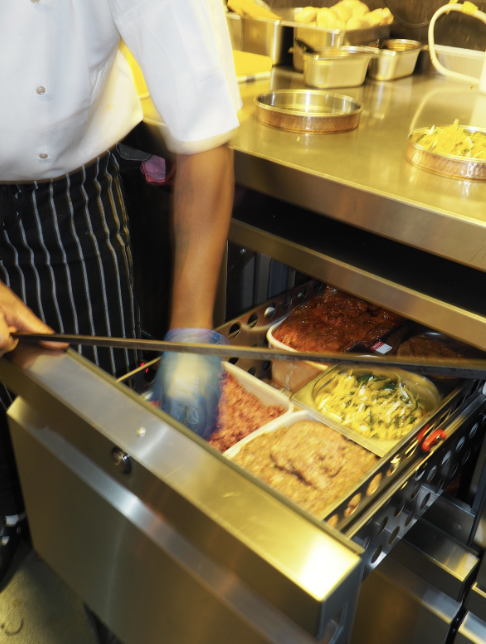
[
  {"x1": 316, "y1": 371, "x2": 427, "y2": 440},
  {"x1": 411, "y1": 120, "x2": 486, "y2": 160}
]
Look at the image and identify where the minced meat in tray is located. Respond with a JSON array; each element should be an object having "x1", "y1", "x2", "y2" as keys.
[{"x1": 231, "y1": 419, "x2": 378, "y2": 518}]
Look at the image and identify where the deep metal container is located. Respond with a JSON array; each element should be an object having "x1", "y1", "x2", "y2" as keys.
[
  {"x1": 226, "y1": 11, "x2": 293, "y2": 66},
  {"x1": 303, "y1": 47, "x2": 377, "y2": 89},
  {"x1": 292, "y1": 12, "x2": 390, "y2": 71},
  {"x1": 368, "y1": 39, "x2": 422, "y2": 81}
]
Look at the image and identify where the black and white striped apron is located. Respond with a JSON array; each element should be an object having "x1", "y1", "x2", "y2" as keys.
[{"x1": 0, "y1": 149, "x2": 141, "y2": 513}]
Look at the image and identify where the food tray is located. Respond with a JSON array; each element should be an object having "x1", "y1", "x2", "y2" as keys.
[
  {"x1": 223, "y1": 409, "x2": 316, "y2": 459},
  {"x1": 210, "y1": 360, "x2": 294, "y2": 449},
  {"x1": 266, "y1": 300, "x2": 406, "y2": 392},
  {"x1": 406, "y1": 125, "x2": 486, "y2": 181},
  {"x1": 267, "y1": 318, "x2": 328, "y2": 392},
  {"x1": 226, "y1": 12, "x2": 293, "y2": 66},
  {"x1": 222, "y1": 360, "x2": 293, "y2": 417},
  {"x1": 303, "y1": 46, "x2": 376, "y2": 89},
  {"x1": 393, "y1": 327, "x2": 486, "y2": 383},
  {"x1": 224, "y1": 409, "x2": 379, "y2": 520},
  {"x1": 255, "y1": 89, "x2": 362, "y2": 133},
  {"x1": 367, "y1": 39, "x2": 422, "y2": 81},
  {"x1": 291, "y1": 364, "x2": 442, "y2": 457},
  {"x1": 292, "y1": 13, "x2": 390, "y2": 71}
]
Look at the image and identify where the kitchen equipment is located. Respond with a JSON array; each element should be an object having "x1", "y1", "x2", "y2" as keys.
[
  {"x1": 292, "y1": 365, "x2": 442, "y2": 457},
  {"x1": 224, "y1": 409, "x2": 380, "y2": 520},
  {"x1": 406, "y1": 124, "x2": 486, "y2": 180},
  {"x1": 367, "y1": 39, "x2": 422, "y2": 81},
  {"x1": 226, "y1": 11, "x2": 293, "y2": 65},
  {"x1": 5, "y1": 274, "x2": 486, "y2": 644},
  {"x1": 293, "y1": 18, "x2": 390, "y2": 71},
  {"x1": 255, "y1": 89, "x2": 362, "y2": 133},
  {"x1": 303, "y1": 46, "x2": 377, "y2": 89},
  {"x1": 428, "y1": 2, "x2": 486, "y2": 93},
  {"x1": 13, "y1": 331, "x2": 486, "y2": 380}
]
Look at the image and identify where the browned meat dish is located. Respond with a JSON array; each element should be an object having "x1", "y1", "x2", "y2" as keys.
[
  {"x1": 232, "y1": 420, "x2": 378, "y2": 518},
  {"x1": 273, "y1": 286, "x2": 403, "y2": 353},
  {"x1": 397, "y1": 335, "x2": 465, "y2": 360},
  {"x1": 209, "y1": 372, "x2": 286, "y2": 452}
]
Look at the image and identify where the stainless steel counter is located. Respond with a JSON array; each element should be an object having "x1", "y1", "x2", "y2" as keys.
[
  {"x1": 230, "y1": 68, "x2": 486, "y2": 272},
  {"x1": 138, "y1": 65, "x2": 486, "y2": 350}
]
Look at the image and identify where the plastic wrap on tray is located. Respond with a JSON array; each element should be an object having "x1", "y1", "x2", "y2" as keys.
[{"x1": 225, "y1": 410, "x2": 378, "y2": 519}]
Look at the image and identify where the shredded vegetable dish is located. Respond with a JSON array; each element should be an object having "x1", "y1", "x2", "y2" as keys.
[
  {"x1": 411, "y1": 120, "x2": 486, "y2": 160},
  {"x1": 315, "y1": 371, "x2": 427, "y2": 440}
]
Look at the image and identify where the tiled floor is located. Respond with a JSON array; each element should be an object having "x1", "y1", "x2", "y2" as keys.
[{"x1": 0, "y1": 541, "x2": 97, "y2": 644}]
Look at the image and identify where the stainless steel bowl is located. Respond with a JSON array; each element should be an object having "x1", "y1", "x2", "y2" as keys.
[
  {"x1": 255, "y1": 89, "x2": 362, "y2": 133},
  {"x1": 368, "y1": 39, "x2": 422, "y2": 81},
  {"x1": 303, "y1": 46, "x2": 377, "y2": 89}
]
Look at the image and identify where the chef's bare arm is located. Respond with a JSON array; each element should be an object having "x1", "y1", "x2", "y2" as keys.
[
  {"x1": 0, "y1": 281, "x2": 68, "y2": 356},
  {"x1": 169, "y1": 144, "x2": 234, "y2": 330}
]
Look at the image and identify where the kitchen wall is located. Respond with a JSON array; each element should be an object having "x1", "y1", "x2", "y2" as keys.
[{"x1": 263, "y1": 0, "x2": 486, "y2": 49}]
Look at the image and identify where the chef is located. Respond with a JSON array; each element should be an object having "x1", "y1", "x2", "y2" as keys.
[{"x1": 0, "y1": 0, "x2": 241, "y2": 617}]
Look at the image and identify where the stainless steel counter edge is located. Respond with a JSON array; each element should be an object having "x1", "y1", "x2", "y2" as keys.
[{"x1": 0, "y1": 346, "x2": 363, "y2": 636}]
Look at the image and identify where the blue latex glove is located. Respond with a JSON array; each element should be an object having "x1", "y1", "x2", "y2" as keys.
[{"x1": 152, "y1": 328, "x2": 228, "y2": 439}]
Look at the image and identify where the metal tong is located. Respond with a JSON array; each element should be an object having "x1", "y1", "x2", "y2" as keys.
[{"x1": 11, "y1": 331, "x2": 486, "y2": 381}]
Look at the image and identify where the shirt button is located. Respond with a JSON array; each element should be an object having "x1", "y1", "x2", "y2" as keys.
[
  {"x1": 39, "y1": 153, "x2": 48, "y2": 159},
  {"x1": 36, "y1": 86, "x2": 46, "y2": 95}
]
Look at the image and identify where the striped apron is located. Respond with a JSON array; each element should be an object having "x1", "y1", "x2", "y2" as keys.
[{"x1": 0, "y1": 149, "x2": 141, "y2": 513}]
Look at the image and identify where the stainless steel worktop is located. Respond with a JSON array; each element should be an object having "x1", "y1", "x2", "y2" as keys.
[
  {"x1": 137, "y1": 64, "x2": 486, "y2": 350},
  {"x1": 231, "y1": 68, "x2": 486, "y2": 273}
]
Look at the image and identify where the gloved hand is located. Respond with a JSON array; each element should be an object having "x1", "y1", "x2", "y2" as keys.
[{"x1": 152, "y1": 328, "x2": 228, "y2": 439}]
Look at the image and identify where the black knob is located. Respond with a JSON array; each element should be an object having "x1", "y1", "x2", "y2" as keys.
[{"x1": 111, "y1": 448, "x2": 132, "y2": 474}]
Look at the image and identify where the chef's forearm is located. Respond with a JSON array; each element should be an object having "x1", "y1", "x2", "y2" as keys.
[{"x1": 170, "y1": 145, "x2": 234, "y2": 329}]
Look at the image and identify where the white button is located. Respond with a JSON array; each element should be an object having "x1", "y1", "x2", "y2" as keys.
[
  {"x1": 39, "y1": 153, "x2": 48, "y2": 159},
  {"x1": 36, "y1": 86, "x2": 46, "y2": 95}
]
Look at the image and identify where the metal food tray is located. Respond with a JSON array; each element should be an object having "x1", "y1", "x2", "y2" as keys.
[
  {"x1": 265, "y1": 289, "x2": 407, "y2": 392},
  {"x1": 406, "y1": 125, "x2": 486, "y2": 181},
  {"x1": 215, "y1": 279, "x2": 486, "y2": 576},
  {"x1": 224, "y1": 409, "x2": 382, "y2": 518},
  {"x1": 290, "y1": 8, "x2": 390, "y2": 72},
  {"x1": 367, "y1": 39, "x2": 422, "y2": 81},
  {"x1": 302, "y1": 46, "x2": 376, "y2": 89},
  {"x1": 255, "y1": 90, "x2": 362, "y2": 134},
  {"x1": 291, "y1": 364, "x2": 442, "y2": 457}
]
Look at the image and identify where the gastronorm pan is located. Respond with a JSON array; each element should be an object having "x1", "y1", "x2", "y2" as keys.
[
  {"x1": 406, "y1": 124, "x2": 486, "y2": 180},
  {"x1": 255, "y1": 89, "x2": 362, "y2": 133},
  {"x1": 224, "y1": 409, "x2": 379, "y2": 521},
  {"x1": 292, "y1": 12, "x2": 390, "y2": 71},
  {"x1": 303, "y1": 46, "x2": 377, "y2": 89},
  {"x1": 367, "y1": 39, "x2": 422, "y2": 81},
  {"x1": 292, "y1": 364, "x2": 441, "y2": 457},
  {"x1": 226, "y1": 11, "x2": 293, "y2": 65}
]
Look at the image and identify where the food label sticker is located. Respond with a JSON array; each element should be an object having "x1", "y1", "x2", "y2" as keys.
[{"x1": 371, "y1": 341, "x2": 392, "y2": 354}]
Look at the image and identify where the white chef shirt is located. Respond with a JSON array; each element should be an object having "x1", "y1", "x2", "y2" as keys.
[{"x1": 0, "y1": 0, "x2": 241, "y2": 181}]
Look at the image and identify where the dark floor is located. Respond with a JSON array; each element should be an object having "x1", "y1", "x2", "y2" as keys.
[{"x1": 0, "y1": 541, "x2": 96, "y2": 644}]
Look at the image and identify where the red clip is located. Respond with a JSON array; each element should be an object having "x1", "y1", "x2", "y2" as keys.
[{"x1": 420, "y1": 429, "x2": 446, "y2": 453}]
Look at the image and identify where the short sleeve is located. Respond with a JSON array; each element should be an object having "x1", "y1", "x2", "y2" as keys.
[{"x1": 109, "y1": 0, "x2": 242, "y2": 153}]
